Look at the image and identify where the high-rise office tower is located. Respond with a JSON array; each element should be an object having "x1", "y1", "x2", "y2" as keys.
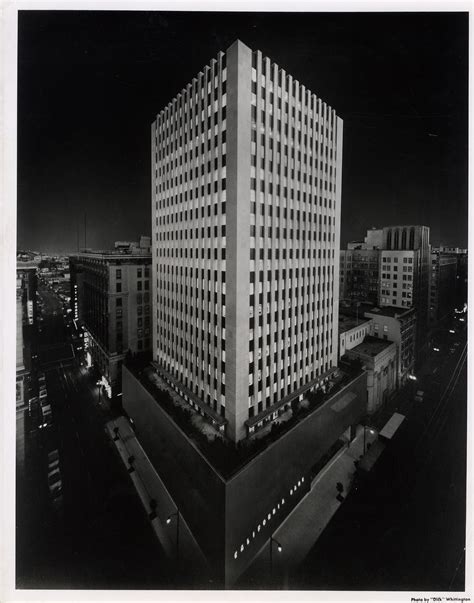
[{"x1": 152, "y1": 40, "x2": 343, "y2": 442}]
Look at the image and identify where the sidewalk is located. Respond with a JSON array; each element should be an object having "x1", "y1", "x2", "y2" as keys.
[
  {"x1": 238, "y1": 425, "x2": 378, "y2": 587},
  {"x1": 104, "y1": 417, "x2": 210, "y2": 582}
]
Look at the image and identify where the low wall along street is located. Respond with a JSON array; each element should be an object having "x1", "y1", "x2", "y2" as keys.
[{"x1": 122, "y1": 365, "x2": 367, "y2": 587}]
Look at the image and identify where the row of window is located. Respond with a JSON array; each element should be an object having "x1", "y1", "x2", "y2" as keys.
[
  {"x1": 380, "y1": 272, "x2": 413, "y2": 280},
  {"x1": 157, "y1": 135, "x2": 227, "y2": 185},
  {"x1": 233, "y1": 477, "x2": 306, "y2": 561},
  {"x1": 115, "y1": 267, "x2": 150, "y2": 279}
]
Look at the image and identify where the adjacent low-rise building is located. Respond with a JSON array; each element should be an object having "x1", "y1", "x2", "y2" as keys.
[
  {"x1": 338, "y1": 314, "x2": 372, "y2": 358},
  {"x1": 344, "y1": 335, "x2": 397, "y2": 414},
  {"x1": 364, "y1": 305, "x2": 416, "y2": 386}
]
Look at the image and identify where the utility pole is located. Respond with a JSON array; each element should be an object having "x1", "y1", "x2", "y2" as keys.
[{"x1": 84, "y1": 212, "x2": 87, "y2": 249}]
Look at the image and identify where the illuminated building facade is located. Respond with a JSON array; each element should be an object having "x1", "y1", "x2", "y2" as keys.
[
  {"x1": 151, "y1": 39, "x2": 343, "y2": 442},
  {"x1": 69, "y1": 239, "x2": 152, "y2": 397}
]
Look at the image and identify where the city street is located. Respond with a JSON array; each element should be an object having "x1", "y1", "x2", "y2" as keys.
[
  {"x1": 292, "y1": 319, "x2": 467, "y2": 591},
  {"x1": 16, "y1": 281, "x2": 468, "y2": 591},
  {"x1": 16, "y1": 283, "x2": 174, "y2": 589}
]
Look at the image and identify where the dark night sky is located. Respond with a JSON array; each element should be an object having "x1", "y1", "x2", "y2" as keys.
[{"x1": 17, "y1": 11, "x2": 468, "y2": 253}]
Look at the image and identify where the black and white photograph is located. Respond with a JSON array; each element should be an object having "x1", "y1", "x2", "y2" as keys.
[{"x1": 2, "y1": 4, "x2": 471, "y2": 600}]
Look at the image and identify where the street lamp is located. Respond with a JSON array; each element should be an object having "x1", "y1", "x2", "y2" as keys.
[
  {"x1": 166, "y1": 510, "x2": 180, "y2": 564},
  {"x1": 362, "y1": 425, "x2": 376, "y2": 455},
  {"x1": 96, "y1": 380, "x2": 102, "y2": 406},
  {"x1": 269, "y1": 535, "x2": 283, "y2": 583}
]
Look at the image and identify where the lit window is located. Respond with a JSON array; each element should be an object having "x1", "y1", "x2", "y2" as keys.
[
  {"x1": 258, "y1": 524, "x2": 261, "y2": 532},
  {"x1": 234, "y1": 551, "x2": 238, "y2": 559},
  {"x1": 263, "y1": 519, "x2": 266, "y2": 526}
]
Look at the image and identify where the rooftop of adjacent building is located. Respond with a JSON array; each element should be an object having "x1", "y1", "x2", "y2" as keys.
[
  {"x1": 348, "y1": 335, "x2": 395, "y2": 358},
  {"x1": 432, "y1": 246, "x2": 468, "y2": 255},
  {"x1": 72, "y1": 251, "x2": 151, "y2": 260},
  {"x1": 340, "y1": 301, "x2": 416, "y2": 322},
  {"x1": 363, "y1": 305, "x2": 415, "y2": 319},
  {"x1": 339, "y1": 300, "x2": 376, "y2": 317},
  {"x1": 70, "y1": 236, "x2": 151, "y2": 261},
  {"x1": 338, "y1": 314, "x2": 371, "y2": 334}
]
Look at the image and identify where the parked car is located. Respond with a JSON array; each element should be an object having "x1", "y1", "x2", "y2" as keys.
[
  {"x1": 39, "y1": 405, "x2": 52, "y2": 429},
  {"x1": 48, "y1": 468, "x2": 62, "y2": 496},
  {"x1": 414, "y1": 390, "x2": 424, "y2": 402},
  {"x1": 48, "y1": 456, "x2": 60, "y2": 471}
]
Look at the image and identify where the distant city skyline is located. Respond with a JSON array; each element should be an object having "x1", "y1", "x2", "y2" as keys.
[{"x1": 17, "y1": 11, "x2": 468, "y2": 253}]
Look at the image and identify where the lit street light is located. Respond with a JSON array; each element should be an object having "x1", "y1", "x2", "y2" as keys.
[
  {"x1": 166, "y1": 510, "x2": 180, "y2": 564},
  {"x1": 96, "y1": 381, "x2": 102, "y2": 406},
  {"x1": 362, "y1": 424, "x2": 376, "y2": 455}
]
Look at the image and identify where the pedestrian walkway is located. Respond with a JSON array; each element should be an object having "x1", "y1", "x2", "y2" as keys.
[
  {"x1": 107, "y1": 417, "x2": 382, "y2": 589},
  {"x1": 238, "y1": 425, "x2": 378, "y2": 587},
  {"x1": 104, "y1": 417, "x2": 210, "y2": 583}
]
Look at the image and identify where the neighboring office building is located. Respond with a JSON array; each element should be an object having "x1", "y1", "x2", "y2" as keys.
[
  {"x1": 364, "y1": 305, "x2": 416, "y2": 386},
  {"x1": 151, "y1": 39, "x2": 343, "y2": 443},
  {"x1": 435, "y1": 246, "x2": 468, "y2": 311},
  {"x1": 16, "y1": 264, "x2": 38, "y2": 408},
  {"x1": 341, "y1": 225, "x2": 430, "y2": 360},
  {"x1": 69, "y1": 238, "x2": 152, "y2": 398},
  {"x1": 16, "y1": 277, "x2": 27, "y2": 408},
  {"x1": 380, "y1": 225, "x2": 430, "y2": 356},
  {"x1": 120, "y1": 39, "x2": 370, "y2": 588},
  {"x1": 345, "y1": 336, "x2": 397, "y2": 414},
  {"x1": 340, "y1": 248, "x2": 380, "y2": 305},
  {"x1": 429, "y1": 248, "x2": 458, "y2": 325}
]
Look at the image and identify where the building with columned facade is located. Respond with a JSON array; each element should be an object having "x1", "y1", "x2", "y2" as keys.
[
  {"x1": 118, "y1": 39, "x2": 370, "y2": 588},
  {"x1": 151, "y1": 39, "x2": 343, "y2": 442}
]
